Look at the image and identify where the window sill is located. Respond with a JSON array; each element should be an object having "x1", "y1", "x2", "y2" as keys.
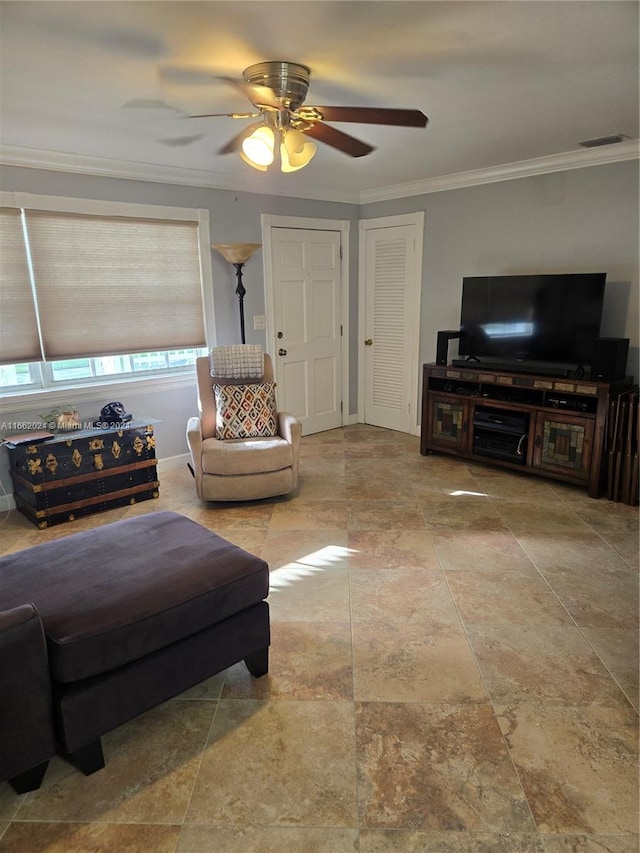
[{"x1": 0, "y1": 371, "x2": 196, "y2": 415}]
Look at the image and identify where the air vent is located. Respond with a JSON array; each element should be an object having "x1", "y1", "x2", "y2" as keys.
[{"x1": 579, "y1": 134, "x2": 631, "y2": 148}]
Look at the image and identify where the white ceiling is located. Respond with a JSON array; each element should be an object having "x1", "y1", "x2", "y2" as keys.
[{"x1": 0, "y1": 1, "x2": 638, "y2": 202}]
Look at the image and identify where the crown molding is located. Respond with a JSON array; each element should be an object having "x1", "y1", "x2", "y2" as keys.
[
  {"x1": 0, "y1": 145, "x2": 361, "y2": 204},
  {"x1": 1, "y1": 140, "x2": 638, "y2": 205},
  {"x1": 359, "y1": 140, "x2": 640, "y2": 203}
]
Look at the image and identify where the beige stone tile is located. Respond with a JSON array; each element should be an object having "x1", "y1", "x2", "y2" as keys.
[
  {"x1": 356, "y1": 702, "x2": 535, "y2": 832},
  {"x1": 185, "y1": 699, "x2": 358, "y2": 826},
  {"x1": 492, "y1": 501, "x2": 594, "y2": 535},
  {"x1": 174, "y1": 672, "x2": 225, "y2": 700},
  {"x1": 411, "y1": 473, "x2": 490, "y2": 499},
  {"x1": 352, "y1": 621, "x2": 488, "y2": 704},
  {"x1": 350, "y1": 569, "x2": 461, "y2": 626},
  {"x1": 348, "y1": 530, "x2": 439, "y2": 571},
  {"x1": 359, "y1": 829, "x2": 545, "y2": 851},
  {"x1": 177, "y1": 825, "x2": 358, "y2": 852},
  {"x1": 581, "y1": 627, "x2": 639, "y2": 712},
  {"x1": 347, "y1": 500, "x2": 426, "y2": 530},
  {"x1": 519, "y1": 535, "x2": 638, "y2": 628},
  {"x1": 540, "y1": 835, "x2": 640, "y2": 852},
  {"x1": 346, "y1": 475, "x2": 416, "y2": 501},
  {"x1": 0, "y1": 822, "x2": 180, "y2": 852},
  {"x1": 15, "y1": 700, "x2": 215, "y2": 823},
  {"x1": 345, "y1": 444, "x2": 406, "y2": 460},
  {"x1": 261, "y1": 529, "x2": 349, "y2": 571},
  {"x1": 269, "y1": 565, "x2": 350, "y2": 622},
  {"x1": 497, "y1": 702, "x2": 639, "y2": 834},
  {"x1": 181, "y1": 502, "x2": 274, "y2": 530},
  {"x1": 468, "y1": 625, "x2": 632, "y2": 707},
  {"x1": 269, "y1": 500, "x2": 348, "y2": 530},
  {"x1": 433, "y1": 529, "x2": 536, "y2": 573},
  {"x1": 572, "y1": 502, "x2": 639, "y2": 564},
  {"x1": 446, "y1": 570, "x2": 572, "y2": 626},
  {"x1": 298, "y1": 473, "x2": 347, "y2": 500},
  {"x1": 518, "y1": 531, "x2": 634, "y2": 575},
  {"x1": 0, "y1": 785, "x2": 23, "y2": 821},
  {"x1": 0, "y1": 510, "x2": 40, "y2": 555},
  {"x1": 418, "y1": 495, "x2": 510, "y2": 533},
  {"x1": 222, "y1": 622, "x2": 353, "y2": 700},
  {"x1": 471, "y1": 473, "x2": 560, "y2": 503}
]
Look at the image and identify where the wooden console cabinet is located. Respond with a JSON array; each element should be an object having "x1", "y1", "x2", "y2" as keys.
[
  {"x1": 6, "y1": 419, "x2": 159, "y2": 528},
  {"x1": 420, "y1": 364, "x2": 632, "y2": 498}
]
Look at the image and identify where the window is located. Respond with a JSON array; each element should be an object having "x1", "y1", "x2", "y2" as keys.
[{"x1": 0, "y1": 192, "x2": 214, "y2": 395}]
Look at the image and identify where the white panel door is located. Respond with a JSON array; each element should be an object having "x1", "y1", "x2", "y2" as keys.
[
  {"x1": 271, "y1": 228, "x2": 343, "y2": 435},
  {"x1": 362, "y1": 220, "x2": 422, "y2": 433}
]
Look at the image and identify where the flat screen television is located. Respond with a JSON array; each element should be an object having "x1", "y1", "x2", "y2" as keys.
[{"x1": 458, "y1": 273, "x2": 606, "y2": 368}]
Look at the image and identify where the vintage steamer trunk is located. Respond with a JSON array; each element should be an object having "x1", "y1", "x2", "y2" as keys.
[{"x1": 7, "y1": 420, "x2": 159, "y2": 528}]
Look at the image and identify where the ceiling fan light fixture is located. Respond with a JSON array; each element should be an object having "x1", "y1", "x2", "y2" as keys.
[
  {"x1": 241, "y1": 125, "x2": 275, "y2": 167},
  {"x1": 280, "y1": 128, "x2": 317, "y2": 172}
]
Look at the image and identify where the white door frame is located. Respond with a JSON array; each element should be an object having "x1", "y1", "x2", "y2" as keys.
[
  {"x1": 261, "y1": 214, "x2": 351, "y2": 427},
  {"x1": 358, "y1": 212, "x2": 424, "y2": 435}
]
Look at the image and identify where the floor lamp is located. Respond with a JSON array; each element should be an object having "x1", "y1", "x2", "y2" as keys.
[{"x1": 212, "y1": 243, "x2": 262, "y2": 344}]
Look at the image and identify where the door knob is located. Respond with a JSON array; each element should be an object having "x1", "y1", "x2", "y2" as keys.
[
  {"x1": 278, "y1": 348, "x2": 287, "y2": 356},
  {"x1": 365, "y1": 339, "x2": 373, "y2": 346}
]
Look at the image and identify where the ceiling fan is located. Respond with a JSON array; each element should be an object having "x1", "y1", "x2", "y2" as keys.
[{"x1": 179, "y1": 60, "x2": 428, "y2": 173}]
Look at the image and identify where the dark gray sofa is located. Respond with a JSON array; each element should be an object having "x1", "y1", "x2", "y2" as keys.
[{"x1": 0, "y1": 511, "x2": 270, "y2": 793}]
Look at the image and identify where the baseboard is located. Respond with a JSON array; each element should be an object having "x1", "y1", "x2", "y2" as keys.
[
  {"x1": 0, "y1": 492, "x2": 15, "y2": 512},
  {"x1": 157, "y1": 453, "x2": 191, "y2": 473}
]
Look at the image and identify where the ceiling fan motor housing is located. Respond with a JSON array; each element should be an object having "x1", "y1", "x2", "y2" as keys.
[{"x1": 243, "y1": 61, "x2": 311, "y2": 111}]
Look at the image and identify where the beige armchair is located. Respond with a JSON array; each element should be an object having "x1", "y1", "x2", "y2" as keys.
[{"x1": 186, "y1": 354, "x2": 301, "y2": 502}]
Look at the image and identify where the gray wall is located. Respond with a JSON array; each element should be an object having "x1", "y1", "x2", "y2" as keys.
[
  {"x1": 1, "y1": 159, "x2": 638, "y2": 503},
  {"x1": 0, "y1": 166, "x2": 359, "y2": 500},
  {"x1": 361, "y1": 160, "x2": 639, "y2": 381}
]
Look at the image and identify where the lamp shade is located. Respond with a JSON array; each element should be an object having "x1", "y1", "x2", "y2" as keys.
[
  {"x1": 281, "y1": 128, "x2": 317, "y2": 172},
  {"x1": 242, "y1": 125, "x2": 275, "y2": 167},
  {"x1": 212, "y1": 243, "x2": 262, "y2": 265}
]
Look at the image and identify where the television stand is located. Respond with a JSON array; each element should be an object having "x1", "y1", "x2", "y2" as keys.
[{"x1": 420, "y1": 363, "x2": 633, "y2": 498}]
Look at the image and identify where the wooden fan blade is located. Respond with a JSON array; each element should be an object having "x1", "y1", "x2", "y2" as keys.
[
  {"x1": 308, "y1": 106, "x2": 428, "y2": 127},
  {"x1": 303, "y1": 123, "x2": 374, "y2": 157}
]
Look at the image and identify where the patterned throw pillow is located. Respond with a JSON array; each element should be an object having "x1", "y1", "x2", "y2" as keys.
[{"x1": 214, "y1": 382, "x2": 278, "y2": 439}]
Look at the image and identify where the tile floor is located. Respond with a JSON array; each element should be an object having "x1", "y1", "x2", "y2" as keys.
[{"x1": 0, "y1": 425, "x2": 638, "y2": 853}]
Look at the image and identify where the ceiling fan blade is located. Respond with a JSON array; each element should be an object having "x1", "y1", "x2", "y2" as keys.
[
  {"x1": 218, "y1": 77, "x2": 282, "y2": 110},
  {"x1": 303, "y1": 123, "x2": 374, "y2": 158},
  {"x1": 308, "y1": 106, "x2": 428, "y2": 127},
  {"x1": 189, "y1": 112, "x2": 259, "y2": 120},
  {"x1": 122, "y1": 99, "x2": 185, "y2": 113},
  {"x1": 159, "y1": 133, "x2": 205, "y2": 148},
  {"x1": 158, "y1": 66, "x2": 218, "y2": 86}
]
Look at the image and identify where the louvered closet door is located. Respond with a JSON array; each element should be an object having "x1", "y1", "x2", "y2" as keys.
[{"x1": 363, "y1": 223, "x2": 420, "y2": 433}]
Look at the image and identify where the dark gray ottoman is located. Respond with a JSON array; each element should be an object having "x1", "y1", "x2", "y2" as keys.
[{"x1": 0, "y1": 511, "x2": 270, "y2": 789}]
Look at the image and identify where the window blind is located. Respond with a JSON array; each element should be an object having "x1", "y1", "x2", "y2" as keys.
[
  {"x1": 23, "y1": 210, "x2": 206, "y2": 361},
  {"x1": 0, "y1": 207, "x2": 42, "y2": 365}
]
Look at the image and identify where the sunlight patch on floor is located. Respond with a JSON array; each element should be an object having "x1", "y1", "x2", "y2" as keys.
[{"x1": 268, "y1": 545, "x2": 355, "y2": 591}]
